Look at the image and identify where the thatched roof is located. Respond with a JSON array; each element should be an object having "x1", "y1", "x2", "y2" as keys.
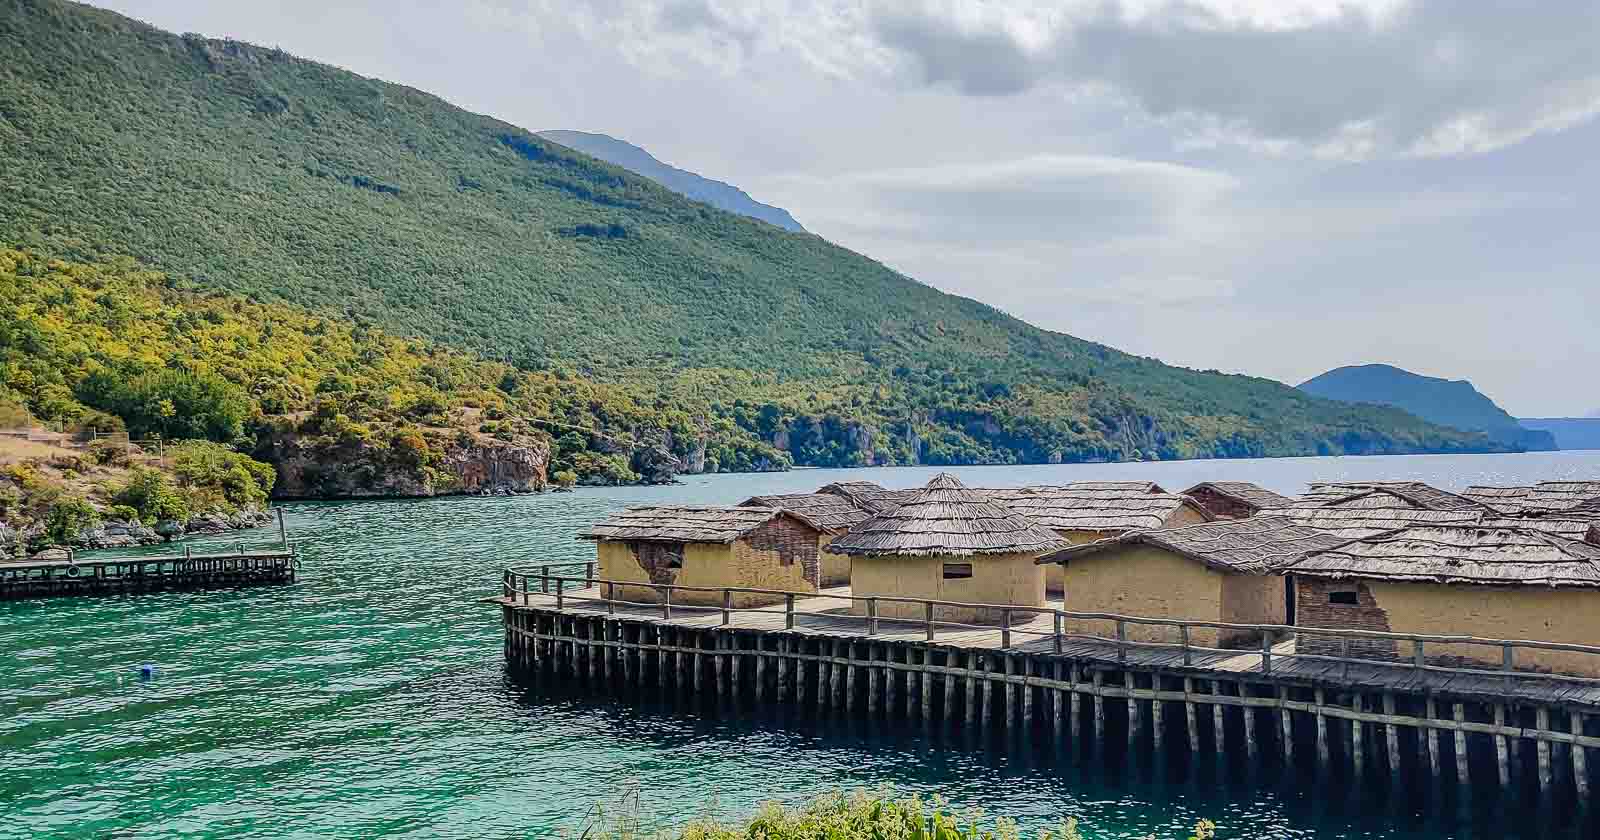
[
  {"x1": 1461, "y1": 481, "x2": 1600, "y2": 516},
  {"x1": 1261, "y1": 490, "x2": 1485, "y2": 539},
  {"x1": 816, "y1": 480, "x2": 917, "y2": 514},
  {"x1": 739, "y1": 492, "x2": 870, "y2": 534},
  {"x1": 1301, "y1": 481, "x2": 1489, "y2": 512},
  {"x1": 1482, "y1": 516, "x2": 1600, "y2": 541},
  {"x1": 581, "y1": 505, "x2": 821, "y2": 544},
  {"x1": 1288, "y1": 525, "x2": 1600, "y2": 588},
  {"x1": 1181, "y1": 481, "x2": 1294, "y2": 512},
  {"x1": 979, "y1": 484, "x2": 1210, "y2": 533},
  {"x1": 1037, "y1": 515, "x2": 1348, "y2": 575},
  {"x1": 824, "y1": 473, "x2": 1067, "y2": 558}
]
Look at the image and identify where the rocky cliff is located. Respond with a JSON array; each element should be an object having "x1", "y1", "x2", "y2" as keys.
[{"x1": 261, "y1": 429, "x2": 549, "y2": 499}]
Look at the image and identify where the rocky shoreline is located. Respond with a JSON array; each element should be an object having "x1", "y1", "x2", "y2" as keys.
[{"x1": 2, "y1": 506, "x2": 275, "y2": 559}]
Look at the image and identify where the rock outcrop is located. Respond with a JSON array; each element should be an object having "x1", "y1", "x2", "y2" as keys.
[{"x1": 261, "y1": 429, "x2": 549, "y2": 499}]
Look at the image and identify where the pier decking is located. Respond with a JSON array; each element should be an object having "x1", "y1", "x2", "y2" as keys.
[
  {"x1": 498, "y1": 568, "x2": 1600, "y2": 804},
  {"x1": 2, "y1": 546, "x2": 299, "y2": 599}
]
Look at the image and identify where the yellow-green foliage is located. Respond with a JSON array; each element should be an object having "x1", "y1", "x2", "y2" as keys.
[{"x1": 571, "y1": 790, "x2": 1215, "y2": 840}]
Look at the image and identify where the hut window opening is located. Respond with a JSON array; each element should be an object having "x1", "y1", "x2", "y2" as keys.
[
  {"x1": 1328, "y1": 590, "x2": 1359, "y2": 605},
  {"x1": 942, "y1": 563, "x2": 973, "y2": 580}
]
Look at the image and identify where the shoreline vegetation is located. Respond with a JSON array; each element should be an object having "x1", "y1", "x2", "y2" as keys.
[{"x1": 571, "y1": 790, "x2": 1216, "y2": 840}]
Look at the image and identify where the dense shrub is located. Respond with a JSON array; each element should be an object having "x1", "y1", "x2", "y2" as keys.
[
  {"x1": 112, "y1": 467, "x2": 190, "y2": 524},
  {"x1": 41, "y1": 495, "x2": 99, "y2": 546}
]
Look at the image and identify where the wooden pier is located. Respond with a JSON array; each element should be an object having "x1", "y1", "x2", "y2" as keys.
[
  {"x1": 497, "y1": 566, "x2": 1600, "y2": 805},
  {"x1": 1, "y1": 515, "x2": 300, "y2": 600}
]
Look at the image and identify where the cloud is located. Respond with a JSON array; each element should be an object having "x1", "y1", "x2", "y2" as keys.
[{"x1": 868, "y1": 0, "x2": 1600, "y2": 159}]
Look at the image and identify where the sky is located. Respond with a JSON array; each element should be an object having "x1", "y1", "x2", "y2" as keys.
[{"x1": 98, "y1": 0, "x2": 1600, "y2": 417}]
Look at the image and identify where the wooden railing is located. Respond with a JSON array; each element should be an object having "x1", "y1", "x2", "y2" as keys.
[{"x1": 500, "y1": 565, "x2": 1600, "y2": 687}]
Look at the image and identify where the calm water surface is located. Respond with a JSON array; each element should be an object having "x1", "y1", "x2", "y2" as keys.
[{"x1": 6, "y1": 452, "x2": 1600, "y2": 839}]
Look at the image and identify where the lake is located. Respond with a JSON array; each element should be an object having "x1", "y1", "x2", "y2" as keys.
[{"x1": 5, "y1": 451, "x2": 1599, "y2": 839}]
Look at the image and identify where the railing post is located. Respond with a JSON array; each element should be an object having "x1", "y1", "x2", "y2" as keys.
[
  {"x1": 606, "y1": 581, "x2": 615, "y2": 615},
  {"x1": 785, "y1": 593, "x2": 795, "y2": 629},
  {"x1": 722, "y1": 589, "x2": 732, "y2": 626},
  {"x1": 1180, "y1": 625, "x2": 1191, "y2": 665},
  {"x1": 502, "y1": 570, "x2": 511, "y2": 599},
  {"x1": 1340, "y1": 637, "x2": 1350, "y2": 680},
  {"x1": 867, "y1": 598, "x2": 878, "y2": 636},
  {"x1": 1115, "y1": 620, "x2": 1127, "y2": 663},
  {"x1": 1413, "y1": 639, "x2": 1426, "y2": 670},
  {"x1": 1261, "y1": 634, "x2": 1273, "y2": 675},
  {"x1": 541, "y1": 565, "x2": 550, "y2": 594},
  {"x1": 521, "y1": 574, "x2": 529, "y2": 606},
  {"x1": 1052, "y1": 611, "x2": 1063, "y2": 654},
  {"x1": 1001, "y1": 609, "x2": 1012, "y2": 649},
  {"x1": 1502, "y1": 643, "x2": 1514, "y2": 690},
  {"x1": 662, "y1": 585, "x2": 672, "y2": 620},
  {"x1": 924, "y1": 600, "x2": 935, "y2": 642},
  {"x1": 555, "y1": 578, "x2": 565, "y2": 611}
]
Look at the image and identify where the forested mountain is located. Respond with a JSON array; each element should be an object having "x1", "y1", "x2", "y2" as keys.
[
  {"x1": 1300, "y1": 365, "x2": 1555, "y2": 451},
  {"x1": 0, "y1": 0, "x2": 1506, "y2": 474},
  {"x1": 538, "y1": 130, "x2": 805, "y2": 232}
]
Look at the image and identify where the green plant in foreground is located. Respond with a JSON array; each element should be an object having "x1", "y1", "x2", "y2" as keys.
[{"x1": 569, "y1": 789, "x2": 1214, "y2": 840}]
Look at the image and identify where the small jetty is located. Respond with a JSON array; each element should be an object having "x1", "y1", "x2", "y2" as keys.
[{"x1": 1, "y1": 512, "x2": 299, "y2": 600}]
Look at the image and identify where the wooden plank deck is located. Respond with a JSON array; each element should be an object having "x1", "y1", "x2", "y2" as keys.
[{"x1": 497, "y1": 584, "x2": 1600, "y2": 707}]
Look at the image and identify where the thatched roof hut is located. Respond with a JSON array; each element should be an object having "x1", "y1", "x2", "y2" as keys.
[
  {"x1": 1261, "y1": 486, "x2": 1487, "y2": 539},
  {"x1": 1300, "y1": 481, "x2": 1490, "y2": 512},
  {"x1": 581, "y1": 505, "x2": 822, "y2": 544},
  {"x1": 1289, "y1": 524, "x2": 1600, "y2": 588},
  {"x1": 826, "y1": 473, "x2": 1066, "y2": 557},
  {"x1": 1181, "y1": 481, "x2": 1294, "y2": 519},
  {"x1": 979, "y1": 484, "x2": 1210, "y2": 533},
  {"x1": 1038, "y1": 515, "x2": 1348, "y2": 575},
  {"x1": 1461, "y1": 481, "x2": 1600, "y2": 516},
  {"x1": 816, "y1": 480, "x2": 917, "y2": 514},
  {"x1": 738, "y1": 493, "x2": 870, "y2": 534}
]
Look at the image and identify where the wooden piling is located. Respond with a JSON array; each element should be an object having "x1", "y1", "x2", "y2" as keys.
[
  {"x1": 1576, "y1": 712, "x2": 1590, "y2": 801},
  {"x1": 1383, "y1": 693, "x2": 1401, "y2": 780},
  {"x1": 1278, "y1": 686, "x2": 1293, "y2": 765},
  {"x1": 1537, "y1": 706, "x2": 1554, "y2": 795},
  {"x1": 1185, "y1": 678, "x2": 1200, "y2": 755},
  {"x1": 1127, "y1": 672, "x2": 1142, "y2": 750},
  {"x1": 1425, "y1": 698, "x2": 1441, "y2": 780},
  {"x1": 1315, "y1": 688, "x2": 1330, "y2": 768},
  {"x1": 1242, "y1": 682, "x2": 1258, "y2": 763},
  {"x1": 1351, "y1": 693, "x2": 1365, "y2": 776},
  {"x1": 1453, "y1": 703, "x2": 1470, "y2": 786},
  {"x1": 1493, "y1": 704, "x2": 1510, "y2": 788}
]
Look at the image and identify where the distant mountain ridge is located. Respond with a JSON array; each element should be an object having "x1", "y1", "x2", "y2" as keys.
[
  {"x1": 1519, "y1": 418, "x2": 1600, "y2": 451},
  {"x1": 1300, "y1": 364, "x2": 1557, "y2": 451},
  {"x1": 538, "y1": 130, "x2": 805, "y2": 232}
]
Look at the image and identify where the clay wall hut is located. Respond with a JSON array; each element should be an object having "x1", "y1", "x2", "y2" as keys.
[
  {"x1": 1286, "y1": 524, "x2": 1600, "y2": 677},
  {"x1": 825, "y1": 473, "x2": 1064, "y2": 625},
  {"x1": 982, "y1": 483, "x2": 1212, "y2": 592},
  {"x1": 583, "y1": 505, "x2": 825, "y2": 607},
  {"x1": 1037, "y1": 516, "x2": 1346, "y2": 648},
  {"x1": 1181, "y1": 481, "x2": 1293, "y2": 520},
  {"x1": 739, "y1": 492, "x2": 871, "y2": 586}
]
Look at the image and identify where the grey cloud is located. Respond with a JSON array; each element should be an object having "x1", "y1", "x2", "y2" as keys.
[{"x1": 865, "y1": 0, "x2": 1600, "y2": 158}]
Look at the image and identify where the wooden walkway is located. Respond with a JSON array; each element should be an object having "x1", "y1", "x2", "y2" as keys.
[
  {"x1": 1, "y1": 547, "x2": 299, "y2": 599},
  {"x1": 496, "y1": 585, "x2": 1600, "y2": 708}
]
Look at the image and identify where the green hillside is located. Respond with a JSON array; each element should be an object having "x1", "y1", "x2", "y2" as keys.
[{"x1": 0, "y1": 0, "x2": 1506, "y2": 467}]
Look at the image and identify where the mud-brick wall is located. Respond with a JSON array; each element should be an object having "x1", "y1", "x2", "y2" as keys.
[
  {"x1": 592, "y1": 517, "x2": 821, "y2": 609},
  {"x1": 1295, "y1": 577, "x2": 1399, "y2": 660},
  {"x1": 1187, "y1": 487, "x2": 1256, "y2": 520}
]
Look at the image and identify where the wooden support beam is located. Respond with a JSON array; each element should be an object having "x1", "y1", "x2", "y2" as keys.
[
  {"x1": 1426, "y1": 698, "x2": 1441, "y2": 780},
  {"x1": 1351, "y1": 693, "x2": 1364, "y2": 777},
  {"x1": 1453, "y1": 703, "x2": 1470, "y2": 787},
  {"x1": 1538, "y1": 706, "x2": 1554, "y2": 796},
  {"x1": 1576, "y1": 712, "x2": 1591, "y2": 801},
  {"x1": 1383, "y1": 693, "x2": 1401, "y2": 781},
  {"x1": 923, "y1": 649, "x2": 935, "y2": 721},
  {"x1": 1279, "y1": 686, "x2": 1293, "y2": 765},
  {"x1": 965, "y1": 651, "x2": 977, "y2": 728},
  {"x1": 1093, "y1": 671, "x2": 1106, "y2": 742},
  {"x1": 1151, "y1": 673, "x2": 1164, "y2": 754},
  {"x1": 1243, "y1": 682, "x2": 1259, "y2": 763},
  {"x1": 1315, "y1": 688, "x2": 1330, "y2": 768},
  {"x1": 1493, "y1": 704, "x2": 1510, "y2": 789},
  {"x1": 944, "y1": 650, "x2": 957, "y2": 728},
  {"x1": 1185, "y1": 678, "x2": 1200, "y2": 755},
  {"x1": 1127, "y1": 672, "x2": 1142, "y2": 750}
]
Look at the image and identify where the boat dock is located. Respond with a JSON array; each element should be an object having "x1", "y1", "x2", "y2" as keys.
[
  {"x1": 1, "y1": 514, "x2": 300, "y2": 600},
  {"x1": 496, "y1": 566, "x2": 1600, "y2": 805}
]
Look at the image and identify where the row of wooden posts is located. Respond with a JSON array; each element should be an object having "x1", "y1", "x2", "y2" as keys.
[
  {"x1": 0, "y1": 545, "x2": 299, "y2": 599},
  {"x1": 502, "y1": 602, "x2": 1598, "y2": 805}
]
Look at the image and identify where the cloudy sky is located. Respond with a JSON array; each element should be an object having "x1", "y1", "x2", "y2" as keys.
[{"x1": 102, "y1": 0, "x2": 1600, "y2": 416}]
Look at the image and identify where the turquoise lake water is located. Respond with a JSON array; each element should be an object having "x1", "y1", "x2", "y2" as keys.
[{"x1": 5, "y1": 451, "x2": 1600, "y2": 839}]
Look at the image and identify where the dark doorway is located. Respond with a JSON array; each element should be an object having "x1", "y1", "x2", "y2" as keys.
[{"x1": 1284, "y1": 574, "x2": 1297, "y2": 626}]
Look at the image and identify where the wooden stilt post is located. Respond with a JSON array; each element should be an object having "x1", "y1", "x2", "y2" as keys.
[
  {"x1": 904, "y1": 648, "x2": 916, "y2": 721},
  {"x1": 1093, "y1": 671, "x2": 1106, "y2": 742},
  {"x1": 869, "y1": 644, "x2": 881, "y2": 717},
  {"x1": 886, "y1": 646, "x2": 898, "y2": 716},
  {"x1": 981, "y1": 654, "x2": 994, "y2": 733},
  {"x1": 1278, "y1": 686, "x2": 1293, "y2": 765},
  {"x1": 834, "y1": 639, "x2": 847, "y2": 709},
  {"x1": 923, "y1": 649, "x2": 935, "y2": 721},
  {"x1": 1243, "y1": 683, "x2": 1259, "y2": 763},
  {"x1": 1212, "y1": 680, "x2": 1226, "y2": 759},
  {"x1": 1022, "y1": 657, "x2": 1034, "y2": 731},
  {"x1": 965, "y1": 650, "x2": 977, "y2": 728},
  {"x1": 944, "y1": 650, "x2": 957, "y2": 727},
  {"x1": 1575, "y1": 712, "x2": 1590, "y2": 801},
  {"x1": 1453, "y1": 703, "x2": 1470, "y2": 787},
  {"x1": 1055, "y1": 663, "x2": 1067, "y2": 742},
  {"x1": 1152, "y1": 674, "x2": 1165, "y2": 754},
  {"x1": 1127, "y1": 672, "x2": 1142, "y2": 750},
  {"x1": 1315, "y1": 688, "x2": 1330, "y2": 769},
  {"x1": 1538, "y1": 707, "x2": 1554, "y2": 796},
  {"x1": 1426, "y1": 698, "x2": 1441, "y2": 781},
  {"x1": 1185, "y1": 678, "x2": 1200, "y2": 755},
  {"x1": 1384, "y1": 693, "x2": 1402, "y2": 780},
  {"x1": 1006, "y1": 656, "x2": 1018, "y2": 732},
  {"x1": 756, "y1": 636, "x2": 767, "y2": 704},
  {"x1": 817, "y1": 639, "x2": 831, "y2": 713},
  {"x1": 845, "y1": 640, "x2": 857, "y2": 715},
  {"x1": 1352, "y1": 693, "x2": 1365, "y2": 777},
  {"x1": 692, "y1": 632, "x2": 703, "y2": 695},
  {"x1": 1493, "y1": 704, "x2": 1510, "y2": 789}
]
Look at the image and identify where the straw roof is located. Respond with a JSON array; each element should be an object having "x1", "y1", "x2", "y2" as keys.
[
  {"x1": 1461, "y1": 481, "x2": 1600, "y2": 516},
  {"x1": 979, "y1": 484, "x2": 1210, "y2": 533},
  {"x1": 739, "y1": 492, "x2": 870, "y2": 534},
  {"x1": 581, "y1": 505, "x2": 821, "y2": 544},
  {"x1": 1300, "y1": 481, "x2": 1489, "y2": 512},
  {"x1": 1288, "y1": 525, "x2": 1600, "y2": 588},
  {"x1": 816, "y1": 480, "x2": 917, "y2": 513},
  {"x1": 824, "y1": 473, "x2": 1067, "y2": 558},
  {"x1": 1482, "y1": 516, "x2": 1600, "y2": 541},
  {"x1": 1181, "y1": 481, "x2": 1293, "y2": 512},
  {"x1": 1037, "y1": 515, "x2": 1348, "y2": 575},
  {"x1": 1261, "y1": 489, "x2": 1485, "y2": 539}
]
